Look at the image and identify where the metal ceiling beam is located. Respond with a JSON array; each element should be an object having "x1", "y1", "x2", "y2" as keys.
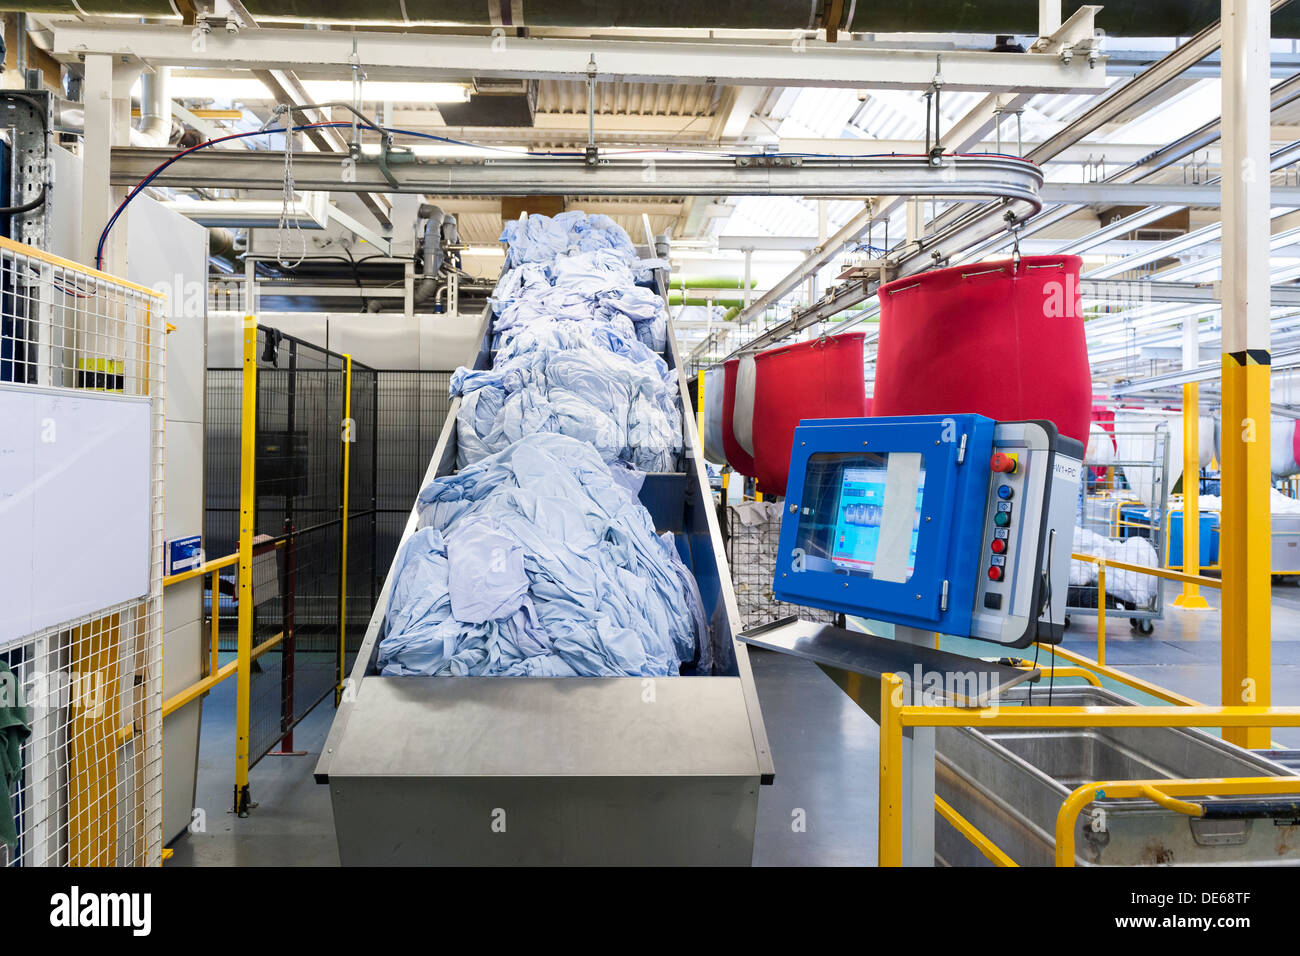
[
  {"x1": 108, "y1": 149, "x2": 1045, "y2": 202},
  {"x1": 1110, "y1": 349, "x2": 1300, "y2": 396},
  {"x1": 714, "y1": 1, "x2": 1299, "y2": 364},
  {"x1": 715, "y1": 89, "x2": 1036, "y2": 353},
  {"x1": 1080, "y1": 279, "x2": 1300, "y2": 307},
  {"x1": 924, "y1": 1, "x2": 1298, "y2": 256},
  {"x1": 50, "y1": 23, "x2": 1109, "y2": 93},
  {"x1": 1040, "y1": 183, "x2": 1300, "y2": 207},
  {"x1": 1025, "y1": 0, "x2": 1294, "y2": 165},
  {"x1": 949, "y1": 73, "x2": 1300, "y2": 264}
]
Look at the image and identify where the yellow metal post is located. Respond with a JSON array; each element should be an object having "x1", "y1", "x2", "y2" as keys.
[
  {"x1": 696, "y1": 369, "x2": 706, "y2": 451},
  {"x1": 879, "y1": 673, "x2": 904, "y2": 867},
  {"x1": 234, "y1": 317, "x2": 257, "y2": 814},
  {"x1": 1096, "y1": 560, "x2": 1106, "y2": 666},
  {"x1": 209, "y1": 569, "x2": 220, "y2": 677},
  {"x1": 338, "y1": 354, "x2": 353, "y2": 702},
  {"x1": 1219, "y1": 0, "x2": 1272, "y2": 748},
  {"x1": 1175, "y1": 382, "x2": 1211, "y2": 608}
]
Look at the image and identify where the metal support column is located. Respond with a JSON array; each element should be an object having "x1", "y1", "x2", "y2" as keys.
[
  {"x1": 337, "y1": 354, "x2": 354, "y2": 703},
  {"x1": 879, "y1": 672, "x2": 904, "y2": 866},
  {"x1": 79, "y1": 54, "x2": 113, "y2": 268},
  {"x1": 696, "y1": 369, "x2": 706, "y2": 445},
  {"x1": 895, "y1": 625, "x2": 936, "y2": 865},
  {"x1": 234, "y1": 318, "x2": 257, "y2": 814},
  {"x1": 1176, "y1": 314, "x2": 1211, "y2": 609},
  {"x1": 1219, "y1": 0, "x2": 1272, "y2": 747}
]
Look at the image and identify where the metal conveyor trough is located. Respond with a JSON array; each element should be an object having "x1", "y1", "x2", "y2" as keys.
[{"x1": 315, "y1": 273, "x2": 773, "y2": 865}]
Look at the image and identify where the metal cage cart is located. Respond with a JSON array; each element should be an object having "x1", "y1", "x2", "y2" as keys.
[
  {"x1": 725, "y1": 500, "x2": 837, "y2": 629},
  {"x1": 1068, "y1": 422, "x2": 1171, "y2": 635}
]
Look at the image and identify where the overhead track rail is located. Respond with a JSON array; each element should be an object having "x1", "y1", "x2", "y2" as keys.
[
  {"x1": 715, "y1": 0, "x2": 1298, "y2": 361},
  {"x1": 108, "y1": 148, "x2": 1046, "y2": 203}
]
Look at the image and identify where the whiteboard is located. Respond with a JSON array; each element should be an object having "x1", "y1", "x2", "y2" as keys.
[{"x1": 0, "y1": 386, "x2": 152, "y2": 646}]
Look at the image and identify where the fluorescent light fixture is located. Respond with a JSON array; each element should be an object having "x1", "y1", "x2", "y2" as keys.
[
  {"x1": 464, "y1": 245, "x2": 506, "y2": 256},
  {"x1": 160, "y1": 192, "x2": 329, "y2": 229},
  {"x1": 300, "y1": 80, "x2": 471, "y2": 103},
  {"x1": 165, "y1": 74, "x2": 471, "y2": 104}
]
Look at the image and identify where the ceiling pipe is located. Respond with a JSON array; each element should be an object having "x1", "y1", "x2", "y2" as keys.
[
  {"x1": 131, "y1": 66, "x2": 171, "y2": 147},
  {"x1": 15, "y1": 1, "x2": 1300, "y2": 38}
]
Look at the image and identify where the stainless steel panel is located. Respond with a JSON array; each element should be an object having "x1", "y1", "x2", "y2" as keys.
[
  {"x1": 327, "y1": 677, "x2": 761, "y2": 779},
  {"x1": 330, "y1": 775, "x2": 758, "y2": 866},
  {"x1": 1272, "y1": 514, "x2": 1300, "y2": 572},
  {"x1": 934, "y1": 686, "x2": 1300, "y2": 867}
]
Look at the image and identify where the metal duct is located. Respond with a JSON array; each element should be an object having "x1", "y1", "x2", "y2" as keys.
[
  {"x1": 14, "y1": 1, "x2": 1300, "y2": 38},
  {"x1": 208, "y1": 226, "x2": 242, "y2": 270},
  {"x1": 414, "y1": 203, "x2": 446, "y2": 306},
  {"x1": 132, "y1": 66, "x2": 171, "y2": 148}
]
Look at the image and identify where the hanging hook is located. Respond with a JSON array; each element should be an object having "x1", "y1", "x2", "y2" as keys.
[
  {"x1": 1005, "y1": 211, "x2": 1022, "y2": 271},
  {"x1": 584, "y1": 55, "x2": 599, "y2": 167}
]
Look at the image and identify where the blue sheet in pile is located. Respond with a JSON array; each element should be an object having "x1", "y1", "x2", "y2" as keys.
[
  {"x1": 377, "y1": 433, "x2": 705, "y2": 677},
  {"x1": 378, "y1": 213, "x2": 708, "y2": 677}
]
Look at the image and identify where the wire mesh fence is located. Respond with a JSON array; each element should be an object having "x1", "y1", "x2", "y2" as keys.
[
  {"x1": 0, "y1": 238, "x2": 165, "y2": 867},
  {"x1": 203, "y1": 347, "x2": 451, "y2": 764},
  {"x1": 725, "y1": 501, "x2": 837, "y2": 629},
  {"x1": 373, "y1": 369, "x2": 452, "y2": 579}
]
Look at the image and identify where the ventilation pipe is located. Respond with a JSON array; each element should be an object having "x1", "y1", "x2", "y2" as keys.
[
  {"x1": 131, "y1": 67, "x2": 171, "y2": 147},
  {"x1": 208, "y1": 227, "x2": 243, "y2": 271},
  {"x1": 413, "y1": 203, "x2": 453, "y2": 309}
]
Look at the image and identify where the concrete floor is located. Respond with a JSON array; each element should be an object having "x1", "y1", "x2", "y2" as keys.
[{"x1": 170, "y1": 580, "x2": 1300, "y2": 866}]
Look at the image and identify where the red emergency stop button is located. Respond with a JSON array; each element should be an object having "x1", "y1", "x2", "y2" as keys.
[
  {"x1": 988, "y1": 566, "x2": 1004, "y2": 581},
  {"x1": 991, "y1": 538, "x2": 1006, "y2": 554},
  {"x1": 990, "y1": 452, "x2": 1017, "y2": 474}
]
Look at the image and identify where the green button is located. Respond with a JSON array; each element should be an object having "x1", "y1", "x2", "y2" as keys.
[{"x1": 994, "y1": 512, "x2": 1010, "y2": 527}]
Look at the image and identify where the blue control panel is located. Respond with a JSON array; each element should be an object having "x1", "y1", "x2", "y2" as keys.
[{"x1": 773, "y1": 414, "x2": 1082, "y2": 648}]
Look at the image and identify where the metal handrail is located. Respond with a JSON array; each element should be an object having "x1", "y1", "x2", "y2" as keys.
[
  {"x1": 1070, "y1": 550, "x2": 1221, "y2": 589},
  {"x1": 1055, "y1": 776, "x2": 1300, "y2": 866},
  {"x1": 1067, "y1": 550, "x2": 1220, "y2": 664},
  {"x1": 935, "y1": 795, "x2": 1018, "y2": 867},
  {"x1": 878, "y1": 671, "x2": 1300, "y2": 866}
]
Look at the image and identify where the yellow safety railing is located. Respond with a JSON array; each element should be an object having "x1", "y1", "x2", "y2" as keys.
[
  {"x1": 1068, "y1": 551, "x2": 1221, "y2": 665},
  {"x1": 878, "y1": 672, "x2": 1300, "y2": 867},
  {"x1": 934, "y1": 795, "x2": 1019, "y2": 867},
  {"x1": 162, "y1": 551, "x2": 239, "y2": 693},
  {"x1": 159, "y1": 317, "x2": 353, "y2": 820},
  {"x1": 1054, "y1": 776, "x2": 1300, "y2": 866},
  {"x1": 1032, "y1": 640, "x2": 1203, "y2": 707},
  {"x1": 159, "y1": 545, "x2": 286, "y2": 719}
]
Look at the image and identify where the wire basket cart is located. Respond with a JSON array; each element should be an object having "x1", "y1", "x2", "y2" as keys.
[
  {"x1": 1068, "y1": 422, "x2": 1171, "y2": 635},
  {"x1": 724, "y1": 501, "x2": 838, "y2": 630}
]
